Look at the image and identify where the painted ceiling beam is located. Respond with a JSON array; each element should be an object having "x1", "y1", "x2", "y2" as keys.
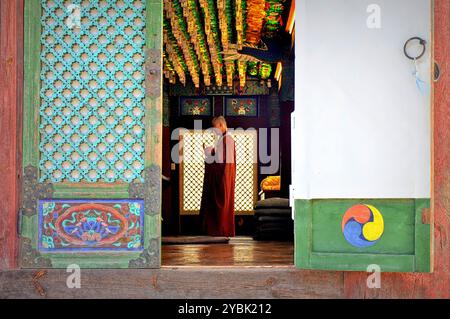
[{"x1": 264, "y1": 0, "x2": 288, "y2": 38}]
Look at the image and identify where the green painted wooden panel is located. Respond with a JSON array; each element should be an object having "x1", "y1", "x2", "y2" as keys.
[
  {"x1": 23, "y1": 0, "x2": 41, "y2": 167},
  {"x1": 52, "y1": 184, "x2": 130, "y2": 199},
  {"x1": 309, "y1": 253, "x2": 415, "y2": 272},
  {"x1": 295, "y1": 199, "x2": 431, "y2": 272},
  {"x1": 414, "y1": 199, "x2": 431, "y2": 272},
  {"x1": 21, "y1": 0, "x2": 163, "y2": 269},
  {"x1": 312, "y1": 200, "x2": 415, "y2": 254}
]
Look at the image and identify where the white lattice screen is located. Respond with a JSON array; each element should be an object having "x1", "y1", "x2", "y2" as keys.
[{"x1": 180, "y1": 130, "x2": 257, "y2": 215}]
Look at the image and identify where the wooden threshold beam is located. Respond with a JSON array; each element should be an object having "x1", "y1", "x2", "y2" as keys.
[{"x1": 0, "y1": 268, "x2": 344, "y2": 299}]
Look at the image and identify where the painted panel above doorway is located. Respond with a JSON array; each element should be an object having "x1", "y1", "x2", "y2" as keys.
[
  {"x1": 179, "y1": 97, "x2": 213, "y2": 116},
  {"x1": 225, "y1": 97, "x2": 259, "y2": 117}
]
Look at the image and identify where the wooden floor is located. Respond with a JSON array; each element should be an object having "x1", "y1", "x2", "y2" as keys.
[{"x1": 162, "y1": 236, "x2": 294, "y2": 266}]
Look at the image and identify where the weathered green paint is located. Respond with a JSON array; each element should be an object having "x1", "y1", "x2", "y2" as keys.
[
  {"x1": 414, "y1": 199, "x2": 431, "y2": 272},
  {"x1": 295, "y1": 199, "x2": 431, "y2": 272},
  {"x1": 312, "y1": 200, "x2": 415, "y2": 254},
  {"x1": 20, "y1": 0, "x2": 163, "y2": 268},
  {"x1": 23, "y1": 0, "x2": 40, "y2": 167},
  {"x1": 52, "y1": 184, "x2": 130, "y2": 199},
  {"x1": 144, "y1": 0, "x2": 163, "y2": 167}
]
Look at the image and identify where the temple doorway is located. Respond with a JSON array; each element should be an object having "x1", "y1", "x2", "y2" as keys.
[{"x1": 160, "y1": 0, "x2": 295, "y2": 266}]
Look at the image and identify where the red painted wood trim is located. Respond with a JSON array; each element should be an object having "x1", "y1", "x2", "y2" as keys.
[
  {"x1": 0, "y1": 0, "x2": 24, "y2": 271},
  {"x1": 344, "y1": 0, "x2": 450, "y2": 298},
  {"x1": 429, "y1": 0, "x2": 450, "y2": 297}
]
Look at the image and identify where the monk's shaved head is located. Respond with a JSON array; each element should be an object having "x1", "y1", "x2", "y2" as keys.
[
  {"x1": 212, "y1": 116, "x2": 228, "y2": 133},
  {"x1": 212, "y1": 116, "x2": 227, "y2": 127}
]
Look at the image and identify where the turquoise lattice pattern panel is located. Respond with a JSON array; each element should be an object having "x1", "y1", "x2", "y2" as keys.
[{"x1": 39, "y1": 0, "x2": 146, "y2": 183}]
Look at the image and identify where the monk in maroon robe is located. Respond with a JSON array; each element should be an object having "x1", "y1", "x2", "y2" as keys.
[{"x1": 200, "y1": 116, "x2": 236, "y2": 237}]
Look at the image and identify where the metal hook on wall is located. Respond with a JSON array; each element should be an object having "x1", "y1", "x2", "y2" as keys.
[
  {"x1": 404, "y1": 37, "x2": 428, "y2": 94},
  {"x1": 403, "y1": 37, "x2": 427, "y2": 60}
]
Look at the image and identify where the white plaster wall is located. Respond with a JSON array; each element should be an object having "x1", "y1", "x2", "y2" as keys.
[{"x1": 292, "y1": 0, "x2": 431, "y2": 199}]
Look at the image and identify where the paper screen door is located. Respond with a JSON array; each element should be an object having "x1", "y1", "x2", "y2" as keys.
[{"x1": 179, "y1": 130, "x2": 258, "y2": 216}]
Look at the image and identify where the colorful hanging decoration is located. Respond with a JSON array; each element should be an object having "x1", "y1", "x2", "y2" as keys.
[
  {"x1": 236, "y1": 0, "x2": 248, "y2": 87},
  {"x1": 199, "y1": 0, "x2": 224, "y2": 86},
  {"x1": 263, "y1": 0, "x2": 286, "y2": 38},
  {"x1": 164, "y1": 0, "x2": 201, "y2": 87},
  {"x1": 163, "y1": 52, "x2": 177, "y2": 84},
  {"x1": 217, "y1": 0, "x2": 235, "y2": 48},
  {"x1": 235, "y1": 0, "x2": 247, "y2": 48},
  {"x1": 259, "y1": 62, "x2": 272, "y2": 79},
  {"x1": 163, "y1": 17, "x2": 187, "y2": 85},
  {"x1": 238, "y1": 60, "x2": 248, "y2": 88},
  {"x1": 217, "y1": 0, "x2": 236, "y2": 86},
  {"x1": 245, "y1": 0, "x2": 266, "y2": 45},
  {"x1": 226, "y1": 61, "x2": 236, "y2": 87},
  {"x1": 247, "y1": 61, "x2": 259, "y2": 76},
  {"x1": 180, "y1": 0, "x2": 213, "y2": 86},
  {"x1": 162, "y1": 0, "x2": 289, "y2": 88}
]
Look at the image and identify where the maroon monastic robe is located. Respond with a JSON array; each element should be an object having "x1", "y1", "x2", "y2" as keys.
[{"x1": 200, "y1": 132, "x2": 236, "y2": 237}]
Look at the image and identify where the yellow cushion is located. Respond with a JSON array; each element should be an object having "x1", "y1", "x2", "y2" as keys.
[{"x1": 260, "y1": 176, "x2": 281, "y2": 191}]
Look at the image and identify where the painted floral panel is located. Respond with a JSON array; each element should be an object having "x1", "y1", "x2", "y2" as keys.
[
  {"x1": 225, "y1": 97, "x2": 258, "y2": 117},
  {"x1": 38, "y1": 199, "x2": 144, "y2": 252},
  {"x1": 180, "y1": 97, "x2": 212, "y2": 116}
]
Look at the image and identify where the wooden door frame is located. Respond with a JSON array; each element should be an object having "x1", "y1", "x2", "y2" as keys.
[
  {"x1": 0, "y1": 0, "x2": 163, "y2": 269},
  {"x1": 0, "y1": 0, "x2": 23, "y2": 270}
]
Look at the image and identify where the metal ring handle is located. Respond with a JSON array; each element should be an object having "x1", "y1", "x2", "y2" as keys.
[{"x1": 404, "y1": 37, "x2": 426, "y2": 60}]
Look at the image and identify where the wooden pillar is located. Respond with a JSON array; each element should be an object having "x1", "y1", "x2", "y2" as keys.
[
  {"x1": 0, "y1": 0, "x2": 24, "y2": 270},
  {"x1": 343, "y1": 0, "x2": 450, "y2": 298},
  {"x1": 428, "y1": 0, "x2": 450, "y2": 296}
]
